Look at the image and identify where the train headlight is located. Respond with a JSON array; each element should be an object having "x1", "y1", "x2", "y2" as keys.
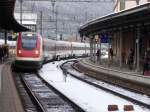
[
  {"x1": 35, "y1": 50, "x2": 39, "y2": 54},
  {"x1": 18, "y1": 50, "x2": 22, "y2": 54}
]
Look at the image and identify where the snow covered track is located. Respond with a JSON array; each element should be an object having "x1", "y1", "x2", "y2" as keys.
[
  {"x1": 15, "y1": 72, "x2": 84, "y2": 112},
  {"x1": 61, "y1": 61, "x2": 150, "y2": 110},
  {"x1": 13, "y1": 72, "x2": 39, "y2": 112},
  {"x1": 38, "y1": 60, "x2": 150, "y2": 112}
]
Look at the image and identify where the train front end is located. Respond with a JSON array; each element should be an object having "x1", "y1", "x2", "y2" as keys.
[{"x1": 14, "y1": 32, "x2": 43, "y2": 70}]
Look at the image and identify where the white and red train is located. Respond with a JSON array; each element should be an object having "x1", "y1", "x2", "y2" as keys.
[
  {"x1": 14, "y1": 32, "x2": 90, "y2": 70},
  {"x1": 14, "y1": 32, "x2": 44, "y2": 69}
]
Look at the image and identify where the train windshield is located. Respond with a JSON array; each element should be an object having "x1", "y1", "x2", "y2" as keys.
[{"x1": 21, "y1": 33, "x2": 37, "y2": 50}]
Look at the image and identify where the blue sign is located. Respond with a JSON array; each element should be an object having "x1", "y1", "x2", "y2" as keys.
[{"x1": 101, "y1": 34, "x2": 109, "y2": 43}]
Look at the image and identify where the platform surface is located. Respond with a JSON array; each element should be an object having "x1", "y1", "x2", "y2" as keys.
[
  {"x1": 0, "y1": 63, "x2": 25, "y2": 112},
  {"x1": 79, "y1": 58, "x2": 150, "y2": 86}
]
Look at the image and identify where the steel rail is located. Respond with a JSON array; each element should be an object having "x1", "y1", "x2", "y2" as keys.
[
  {"x1": 37, "y1": 73, "x2": 85, "y2": 112},
  {"x1": 18, "y1": 72, "x2": 84, "y2": 112},
  {"x1": 19, "y1": 73, "x2": 46, "y2": 112},
  {"x1": 60, "y1": 60, "x2": 150, "y2": 109}
]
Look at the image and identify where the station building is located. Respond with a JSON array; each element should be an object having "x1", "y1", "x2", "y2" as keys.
[{"x1": 79, "y1": 1, "x2": 150, "y2": 71}]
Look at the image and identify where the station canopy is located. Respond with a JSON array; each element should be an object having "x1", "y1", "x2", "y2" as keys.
[
  {"x1": 79, "y1": 3, "x2": 150, "y2": 37},
  {"x1": 0, "y1": 0, "x2": 29, "y2": 32}
]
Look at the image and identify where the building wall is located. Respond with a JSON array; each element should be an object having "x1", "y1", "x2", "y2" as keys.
[
  {"x1": 122, "y1": 31, "x2": 134, "y2": 63},
  {"x1": 114, "y1": 0, "x2": 120, "y2": 12},
  {"x1": 139, "y1": 0, "x2": 148, "y2": 5},
  {"x1": 125, "y1": 1, "x2": 137, "y2": 10},
  {"x1": 114, "y1": 0, "x2": 149, "y2": 12}
]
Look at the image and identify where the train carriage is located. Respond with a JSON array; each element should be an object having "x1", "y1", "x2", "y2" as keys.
[
  {"x1": 13, "y1": 32, "x2": 90, "y2": 70},
  {"x1": 14, "y1": 32, "x2": 44, "y2": 69},
  {"x1": 43, "y1": 38, "x2": 90, "y2": 60}
]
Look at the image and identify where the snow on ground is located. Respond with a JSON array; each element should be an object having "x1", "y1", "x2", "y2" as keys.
[
  {"x1": 68, "y1": 68, "x2": 150, "y2": 105},
  {"x1": 39, "y1": 61, "x2": 150, "y2": 112}
]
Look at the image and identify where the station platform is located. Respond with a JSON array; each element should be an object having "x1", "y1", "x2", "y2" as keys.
[
  {"x1": 78, "y1": 58, "x2": 150, "y2": 86},
  {"x1": 0, "y1": 62, "x2": 25, "y2": 112}
]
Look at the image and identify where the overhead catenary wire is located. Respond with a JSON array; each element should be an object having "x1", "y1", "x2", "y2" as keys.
[{"x1": 15, "y1": 0, "x2": 113, "y2": 39}]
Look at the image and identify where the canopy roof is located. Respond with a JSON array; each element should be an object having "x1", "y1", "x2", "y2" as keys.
[
  {"x1": 79, "y1": 3, "x2": 150, "y2": 36},
  {"x1": 0, "y1": 0, "x2": 29, "y2": 32}
]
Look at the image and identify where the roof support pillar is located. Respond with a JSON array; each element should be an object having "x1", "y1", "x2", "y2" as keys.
[
  {"x1": 99, "y1": 34, "x2": 101, "y2": 64},
  {"x1": 90, "y1": 37, "x2": 92, "y2": 59},
  {"x1": 90, "y1": 36, "x2": 94, "y2": 61},
  {"x1": 92, "y1": 37, "x2": 94, "y2": 61},
  {"x1": 136, "y1": 25, "x2": 140, "y2": 72},
  {"x1": 119, "y1": 28, "x2": 123, "y2": 68},
  {"x1": 4, "y1": 30, "x2": 7, "y2": 45},
  {"x1": 93, "y1": 36, "x2": 96, "y2": 62}
]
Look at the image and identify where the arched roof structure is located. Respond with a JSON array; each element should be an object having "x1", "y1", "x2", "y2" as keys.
[
  {"x1": 79, "y1": 3, "x2": 150, "y2": 37},
  {"x1": 0, "y1": 0, "x2": 29, "y2": 32}
]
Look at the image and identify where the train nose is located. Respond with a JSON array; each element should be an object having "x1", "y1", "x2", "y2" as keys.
[{"x1": 33, "y1": 49, "x2": 40, "y2": 57}]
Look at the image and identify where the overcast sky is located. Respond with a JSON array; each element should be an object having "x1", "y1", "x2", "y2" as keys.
[{"x1": 15, "y1": 0, "x2": 113, "y2": 40}]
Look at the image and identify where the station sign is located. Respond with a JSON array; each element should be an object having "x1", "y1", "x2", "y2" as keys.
[{"x1": 100, "y1": 34, "x2": 109, "y2": 43}]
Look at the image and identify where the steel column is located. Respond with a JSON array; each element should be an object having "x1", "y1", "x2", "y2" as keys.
[
  {"x1": 4, "y1": 31, "x2": 7, "y2": 44},
  {"x1": 136, "y1": 26, "x2": 140, "y2": 71},
  {"x1": 94, "y1": 37, "x2": 96, "y2": 62},
  {"x1": 90, "y1": 37, "x2": 92, "y2": 59},
  {"x1": 91, "y1": 37, "x2": 94, "y2": 60},
  {"x1": 119, "y1": 28, "x2": 122, "y2": 68},
  {"x1": 99, "y1": 35, "x2": 101, "y2": 64}
]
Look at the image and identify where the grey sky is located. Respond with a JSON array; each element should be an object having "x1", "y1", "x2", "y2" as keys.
[{"x1": 15, "y1": 0, "x2": 113, "y2": 40}]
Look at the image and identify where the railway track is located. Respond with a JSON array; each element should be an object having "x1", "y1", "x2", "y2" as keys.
[
  {"x1": 74, "y1": 61, "x2": 150, "y2": 96},
  {"x1": 13, "y1": 72, "x2": 39, "y2": 112},
  {"x1": 60, "y1": 60, "x2": 150, "y2": 109},
  {"x1": 13, "y1": 72, "x2": 84, "y2": 112}
]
